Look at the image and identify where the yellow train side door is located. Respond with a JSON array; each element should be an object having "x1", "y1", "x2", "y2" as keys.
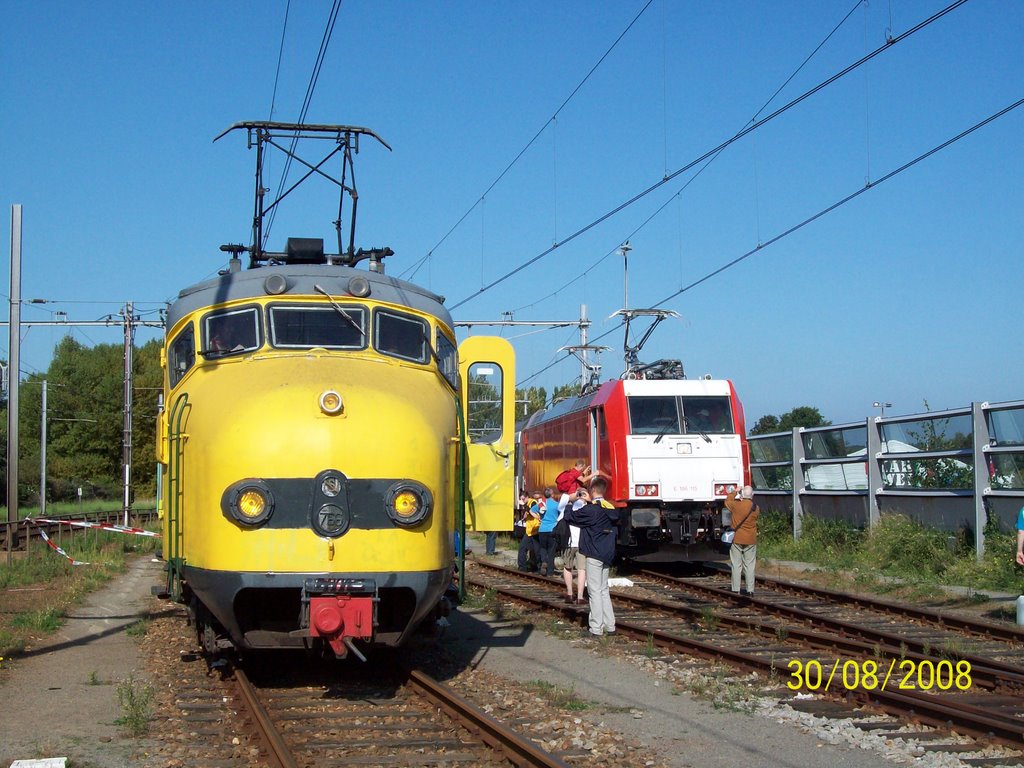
[{"x1": 458, "y1": 336, "x2": 516, "y2": 533}]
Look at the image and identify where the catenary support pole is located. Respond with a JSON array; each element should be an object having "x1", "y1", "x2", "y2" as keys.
[{"x1": 7, "y1": 205, "x2": 22, "y2": 565}]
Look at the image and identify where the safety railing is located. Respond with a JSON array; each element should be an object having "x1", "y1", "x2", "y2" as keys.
[{"x1": 748, "y1": 399, "x2": 1024, "y2": 557}]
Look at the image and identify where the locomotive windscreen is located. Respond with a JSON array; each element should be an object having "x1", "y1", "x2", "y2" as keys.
[
  {"x1": 628, "y1": 395, "x2": 734, "y2": 435},
  {"x1": 269, "y1": 305, "x2": 367, "y2": 349}
]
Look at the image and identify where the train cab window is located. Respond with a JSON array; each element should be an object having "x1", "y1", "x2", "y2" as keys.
[
  {"x1": 628, "y1": 396, "x2": 680, "y2": 435},
  {"x1": 681, "y1": 396, "x2": 733, "y2": 434},
  {"x1": 168, "y1": 324, "x2": 195, "y2": 388},
  {"x1": 467, "y1": 362, "x2": 503, "y2": 444},
  {"x1": 374, "y1": 310, "x2": 428, "y2": 363},
  {"x1": 269, "y1": 304, "x2": 367, "y2": 349},
  {"x1": 596, "y1": 407, "x2": 607, "y2": 440},
  {"x1": 202, "y1": 307, "x2": 261, "y2": 358},
  {"x1": 436, "y1": 331, "x2": 458, "y2": 390}
]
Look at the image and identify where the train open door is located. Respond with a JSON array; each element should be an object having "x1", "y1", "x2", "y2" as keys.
[{"x1": 458, "y1": 336, "x2": 516, "y2": 536}]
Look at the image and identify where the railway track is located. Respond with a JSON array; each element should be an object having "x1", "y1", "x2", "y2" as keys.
[
  {"x1": 639, "y1": 568, "x2": 1024, "y2": 666},
  {"x1": 236, "y1": 664, "x2": 570, "y2": 768},
  {"x1": 161, "y1": 641, "x2": 570, "y2": 768},
  {"x1": 468, "y1": 560, "x2": 1024, "y2": 762}
]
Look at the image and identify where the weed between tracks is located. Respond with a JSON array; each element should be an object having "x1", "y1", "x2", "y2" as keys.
[
  {"x1": 686, "y1": 670, "x2": 758, "y2": 713},
  {"x1": 526, "y1": 679, "x2": 593, "y2": 711},
  {"x1": 115, "y1": 675, "x2": 154, "y2": 736}
]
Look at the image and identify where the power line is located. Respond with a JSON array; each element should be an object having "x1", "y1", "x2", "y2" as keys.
[
  {"x1": 450, "y1": 0, "x2": 969, "y2": 312},
  {"x1": 400, "y1": 0, "x2": 656, "y2": 282},
  {"x1": 263, "y1": 0, "x2": 343, "y2": 249},
  {"x1": 513, "y1": 94, "x2": 1023, "y2": 389},
  {"x1": 267, "y1": 0, "x2": 292, "y2": 121},
  {"x1": 650, "y1": 96, "x2": 1024, "y2": 308},
  {"x1": 508, "y1": 0, "x2": 865, "y2": 315}
]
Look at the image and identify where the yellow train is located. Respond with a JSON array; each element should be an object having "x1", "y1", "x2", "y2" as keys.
[{"x1": 156, "y1": 123, "x2": 515, "y2": 658}]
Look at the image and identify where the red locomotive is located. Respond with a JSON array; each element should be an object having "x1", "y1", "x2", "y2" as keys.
[{"x1": 519, "y1": 364, "x2": 749, "y2": 559}]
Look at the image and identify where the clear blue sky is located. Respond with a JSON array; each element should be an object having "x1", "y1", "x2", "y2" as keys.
[{"x1": 2, "y1": 1, "x2": 1021, "y2": 427}]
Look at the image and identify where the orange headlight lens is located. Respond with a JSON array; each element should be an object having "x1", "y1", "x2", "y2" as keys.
[
  {"x1": 224, "y1": 481, "x2": 275, "y2": 527},
  {"x1": 385, "y1": 483, "x2": 432, "y2": 527},
  {"x1": 238, "y1": 489, "x2": 267, "y2": 519},
  {"x1": 393, "y1": 491, "x2": 420, "y2": 519}
]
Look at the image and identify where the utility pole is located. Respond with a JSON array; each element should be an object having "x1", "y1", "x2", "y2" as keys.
[
  {"x1": 1, "y1": 309, "x2": 162, "y2": 533},
  {"x1": 455, "y1": 306, "x2": 608, "y2": 395},
  {"x1": 39, "y1": 379, "x2": 46, "y2": 518},
  {"x1": 7, "y1": 205, "x2": 22, "y2": 565},
  {"x1": 122, "y1": 302, "x2": 135, "y2": 526}
]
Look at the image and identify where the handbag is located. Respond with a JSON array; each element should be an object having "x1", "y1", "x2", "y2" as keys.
[{"x1": 720, "y1": 506, "x2": 755, "y2": 553}]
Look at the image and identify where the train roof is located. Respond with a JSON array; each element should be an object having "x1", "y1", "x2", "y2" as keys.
[
  {"x1": 524, "y1": 376, "x2": 737, "y2": 429},
  {"x1": 166, "y1": 263, "x2": 453, "y2": 331}
]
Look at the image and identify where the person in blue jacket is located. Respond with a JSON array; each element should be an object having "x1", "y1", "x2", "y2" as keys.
[{"x1": 566, "y1": 476, "x2": 619, "y2": 636}]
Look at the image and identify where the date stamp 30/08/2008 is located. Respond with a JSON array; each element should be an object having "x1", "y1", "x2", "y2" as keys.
[{"x1": 786, "y1": 658, "x2": 972, "y2": 693}]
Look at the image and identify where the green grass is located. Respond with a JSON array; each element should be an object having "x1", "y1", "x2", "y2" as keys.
[
  {"x1": 0, "y1": 527, "x2": 160, "y2": 657},
  {"x1": 10, "y1": 606, "x2": 64, "y2": 632},
  {"x1": 125, "y1": 619, "x2": 149, "y2": 638},
  {"x1": 759, "y1": 509, "x2": 1024, "y2": 593},
  {"x1": 525, "y1": 679, "x2": 592, "y2": 711}
]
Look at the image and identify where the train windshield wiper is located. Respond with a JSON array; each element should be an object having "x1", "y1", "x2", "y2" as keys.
[
  {"x1": 653, "y1": 419, "x2": 678, "y2": 444},
  {"x1": 314, "y1": 284, "x2": 366, "y2": 338}
]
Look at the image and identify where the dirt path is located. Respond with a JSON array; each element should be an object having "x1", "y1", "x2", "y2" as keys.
[{"x1": 0, "y1": 557, "x2": 164, "y2": 767}]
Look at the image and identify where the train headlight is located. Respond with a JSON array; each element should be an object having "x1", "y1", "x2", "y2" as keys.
[
  {"x1": 348, "y1": 275, "x2": 371, "y2": 298},
  {"x1": 384, "y1": 482, "x2": 433, "y2": 527},
  {"x1": 319, "y1": 390, "x2": 343, "y2": 415},
  {"x1": 224, "y1": 481, "x2": 275, "y2": 527}
]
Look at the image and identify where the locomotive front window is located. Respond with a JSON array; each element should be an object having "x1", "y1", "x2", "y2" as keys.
[
  {"x1": 436, "y1": 331, "x2": 458, "y2": 390},
  {"x1": 202, "y1": 307, "x2": 261, "y2": 358},
  {"x1": 628, "y1": 396, "x2": 680, "y2": 435},
  {"x1": 374, "y1": 310, "x2": 428, "y2": 364},
  {"x1": 681, "y1": 396, "x2": 734, "y2": 434},
  {"x1": 269, "y1": 304, "x2": 367, "y2": 349},
  {"x1": 168, "y1": 324, "x2": 195, "y2": 388}
]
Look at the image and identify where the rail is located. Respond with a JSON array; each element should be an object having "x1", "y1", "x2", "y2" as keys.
[{"x1": 747, "y1": 398, "x2": 1024, "y2": 557}]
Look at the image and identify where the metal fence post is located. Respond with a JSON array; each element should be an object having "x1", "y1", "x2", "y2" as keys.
[
  {"x1": 792, "y1": 427, "x2": 804, "y2": 540},
  {"x1": 971, "y1": 401, "x2": 990, "y2": 560},
  {"x1": 867, "y1": 415, "x2": 883, "y2": 529}
]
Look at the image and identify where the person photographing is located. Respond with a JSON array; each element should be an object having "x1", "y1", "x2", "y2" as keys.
[
  {"x1": 724, "y1": 485, "x2": 759, "y2": 596},
  {"x1": 566, "y1": 476, "x2": 618, "y2": 636}
]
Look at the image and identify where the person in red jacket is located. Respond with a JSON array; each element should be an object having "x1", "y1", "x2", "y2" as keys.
[{"x1": 724, "y1": 485, "x2": 760, "y2": 595}]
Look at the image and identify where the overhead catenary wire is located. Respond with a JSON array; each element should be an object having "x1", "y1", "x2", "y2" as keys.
[
  {"x1": 399, "y1": 0, "x2": 656, "y2": 282},
  {"x1": 514, "y1": 95, "x2": 1024, "y2": 390},
  {"x1": 507, "y1": 0, "x2": 868, "y2": 315},
  {"x1": 451, "y1": 0, "x2": 969, "y2": 312},
  {"x1": 267, "y1": 0, "x2": 292, "y2": 121},
  {"x1": 649, "y1": 96, "x2": 1024, "y2": 309}
]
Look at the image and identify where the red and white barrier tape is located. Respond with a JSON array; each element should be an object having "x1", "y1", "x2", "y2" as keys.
[
  {"x1": 25, "y1": 518, "x2": 161, "y2": 538},
  {"x1": 25, "y1": 517, "x2": 160, "y2": 565},
  {"x1": 37, "y1": 528, "x2": 91, "y2": 566}
]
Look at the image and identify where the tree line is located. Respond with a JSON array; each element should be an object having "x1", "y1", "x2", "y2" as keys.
[{"x1": 0, "y1": 337, "x2": 162, "y2": 506}]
